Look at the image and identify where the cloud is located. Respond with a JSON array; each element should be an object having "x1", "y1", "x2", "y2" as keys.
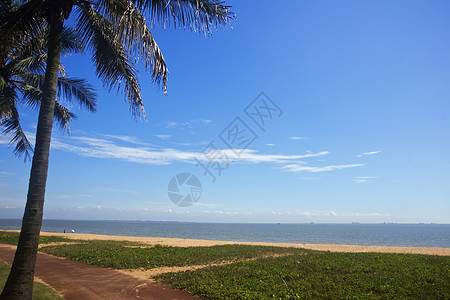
[
  {"x1": 228, "y1": 150, "x2": 328, "y2": 164},
  {"x1": 154, "y1": 134, "x2": 171, "y2": 140},
  {"x1": 266, "y1": 143, "x2": 275, "y2": 147},
  {"x1": 46, "y1": 133, "x2": 329, "y2": 166},
  {"x1": 289, "y1": 136, "x2": 306, "y2": 140},
  {"x1": 281, "y1": 163, "x2": 364, "y2": 173},
  {"x1": 0, "y1": 172, "x2": 15, "y2": 175},
  {"x1": 195, "y1": 202, "x2": 218, "y2": 208},
  {"x1": 201, "y1": 119, "x2": 212, "y2": 125},
  {"x1": 3, "y1": 132, "x2": 367, "y2": 178},
  {"x1": 102, "y1": 134, "x2": 156, "y2": 147},
  {"x1": 328, "y1": 211, "x2": 388, "y2": 217},
  {"x1": 0, "y1": 135, "x2": 12, "y2": 145},
  {"x1": 90, "y1": 187, "x2": 141, "y2": 195},
  {"x1": 357, "y1": 151, "x2": 380, "y2": 158},
  {"x1": 166, "y1": 119, "x2": 212, "y2": 129},
  {"x1": 354, "y1": 176, "x2": 377, "y2": 183}
]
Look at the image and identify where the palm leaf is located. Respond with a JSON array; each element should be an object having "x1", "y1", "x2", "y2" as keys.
[
  {"x1": 53, "y1": 100, "x2": 76, "y2": 133},
  {"x1": 56, "y1": 77, "x2": 97, "y2": 112},
  {"x1": 133, "y1": 0, "x2": 234, "y2": 33},
  {"x1": 76, "y1": 3, "x2": 145, "y2": 117},
  {"x1": 97, "y1": 0, "x2": 168, "y2": 92},
  {"x1": 1, "y1": 103, "x2": 33, "y2": 161}
]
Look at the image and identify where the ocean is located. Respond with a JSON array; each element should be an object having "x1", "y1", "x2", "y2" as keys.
[{"x1": 0, "y1": 219, "x2": 448, "y2": 248}]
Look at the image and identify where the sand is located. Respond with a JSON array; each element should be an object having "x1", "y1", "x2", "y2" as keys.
[{"x1": 34, "y1": 231, "x2": 450, "y2": 256}]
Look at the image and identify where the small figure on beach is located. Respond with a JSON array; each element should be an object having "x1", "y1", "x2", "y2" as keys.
[{"x1": 64, "y1": 228, "x2": 66, "y2": 233}]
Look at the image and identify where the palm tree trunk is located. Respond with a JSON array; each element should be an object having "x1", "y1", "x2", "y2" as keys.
[{"x1": 1, "y1": 9, "x2": 64, "y2": 300}]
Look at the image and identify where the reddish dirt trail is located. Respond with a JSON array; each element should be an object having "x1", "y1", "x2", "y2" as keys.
[{"x1": 0, "y1": 244, "x2": 198, "y2": 300}]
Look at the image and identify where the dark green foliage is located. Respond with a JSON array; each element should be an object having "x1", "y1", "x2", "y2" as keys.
[
  {"x1": 40, "y1": 241, "x2": 308, "y2": 269},
  {"x1": 0, "y1": 231, "x2": 71, "y2": 245},
  {"x1": 157, "y1": 252, "x2": 450, "y2": 300}
]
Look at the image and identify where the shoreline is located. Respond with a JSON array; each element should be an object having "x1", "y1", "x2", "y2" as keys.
[
  {"x1": 32, "y1": 231, "x2": 450, "y2": 256},
  {"x1": 2, "y1": 230, "x2": 449, "y2": 256}
]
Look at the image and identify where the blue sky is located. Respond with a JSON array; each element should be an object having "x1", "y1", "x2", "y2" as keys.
[{"x1": 1, "y1": 0, "x2": 449, "y2": 223}]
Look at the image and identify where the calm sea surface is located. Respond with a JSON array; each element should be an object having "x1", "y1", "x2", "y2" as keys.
[{"x1": 0, "y1": 219, "x2": 448, "y2": 248}]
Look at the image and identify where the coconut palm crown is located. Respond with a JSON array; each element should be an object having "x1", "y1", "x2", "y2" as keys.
[
  {"x1": 1, "y1": 2, "x2": 97, "y2": 161},
  {"x1": 0, "y1": 0, "x2": 233, "y2": 299}
]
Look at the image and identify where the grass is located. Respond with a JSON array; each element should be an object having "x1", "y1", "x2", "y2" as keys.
[
  {"x1": 40, "y1": 240, "x2": 309, "y2": 269},
  {"x1": 0, "y1": 231, "x2": 71, "y2": 245},
  {"x1": 156, "y1": 252, "x2": 450, "y2": 299},
  {"x1": 0, "y1": 261, "x2": 63, "y2": 300},
  {"x1": 2, "y1": 230, "x2": 448, "y2": 299}
]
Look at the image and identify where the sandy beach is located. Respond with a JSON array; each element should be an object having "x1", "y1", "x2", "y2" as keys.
[{"x1": 34, "y1": 231, "x2": 450, "y2": 256}]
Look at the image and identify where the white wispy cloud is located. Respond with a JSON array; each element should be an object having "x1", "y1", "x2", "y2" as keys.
[
  {"x1": 289, "y1": 136, "x2": 306, "y2": 140},
  {"x1": 0, "y1": 172, "x2": 15, "y2": 175},
  {"x1": 154, "y1": 134, "x2": 171, "y2": 140},
  {"x1": 229, "y1": 150, "x2": 329, "y2": 164},
  {"x1": 166, "y1": 119, "x2": 212, "y2": 129},
  {"x1": 102, "y1": 134, "x2": 156, "y2": 147},
  {"x1": 266, "y1": 143, "x2": 275, "y2": 147},
  {"x1": 281, "y1": 163, "x2": 364, "y2": 173},
  {"x1": 44, "y1": 133, "x2": 329, "y2": 166},
  {"x1": 354, "y1": 176, "x2": 377, "y2": 183},
  {"x1": 2, "y1": 132, "x2": 367, "y2": 176},
  {"x1": 327, "y1": 211, "x2": 387, "y2": 217},
  {"x1": 357, "y1": 151, "x2": 380, "y2": 158},
  {"x1": 0, "y1": 135, "x2": 11, "y2": 144},
  {"x1": 201, "y1": 119, "x2": 212, "y2": 125},
  {"x1": 269, "y1": 210, "x2": 387, "y2": 217}
]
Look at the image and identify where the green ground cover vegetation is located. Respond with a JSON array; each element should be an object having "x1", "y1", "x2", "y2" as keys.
[
  {"x1": 156, "y1": 251, "x2": 449, "y2": 299},
  {"x1": 0, "y1": 231, "x2": 71, "y2": 245},
  {"x1": 40, "y1": 240, "x2": 308, "y2": 269},
  {"x1": 1, "y1": 231, "x2": 448, "y2": 299},
  {"x1": 0, "y1": 261, "x2": 62, "y2": 300}
]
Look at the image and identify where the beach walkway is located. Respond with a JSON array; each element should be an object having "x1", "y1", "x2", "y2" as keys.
[{"x1": 0, "y1": 244, "x2": 198, "y2": 300}]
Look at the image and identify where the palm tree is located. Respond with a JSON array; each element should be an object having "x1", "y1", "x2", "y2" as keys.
[
  {"x1": 1, "y1": 5, "x2": 97, "y2": 161},
  {"x1": 1, "y1": 0, "x2": 233, "y2": 298}
]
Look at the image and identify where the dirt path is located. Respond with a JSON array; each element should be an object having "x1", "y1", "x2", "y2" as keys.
[
  {"x1": 0, "y1": 244, "x2": 198, "y2": 300},
  {"x1": 119, "y1": 252, "x2": 302, "y2": 282}
]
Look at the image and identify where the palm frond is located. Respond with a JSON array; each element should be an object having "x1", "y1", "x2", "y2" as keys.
[
  {"x1": 1, "y1": 105, "x2": 33, "y2": 161},
  {"x1": 56, "y1": 77, "x2": 97, "y2": 112},
  {"x1": 76, "y1": 3, "x2": 145, "y2": 118},
  {"x1": 53, "y1": 100, "x2": 76, "y2": 133},
  {"x1": 14, "y1": 53, "x2": 47, "y2": 74},
  {"x1": 61, "y1": 25, "x2": 85, "y2": 55},
  {"x1": 21, "y1": 83, "x2": 41, "y2": 109},
  {"x1": 13, "y1": 70, "x2": 44, "y2": 93},
  {"x1": 132, "y1": 0, "x2": 234, "y2": 34},
  {"x1": 0, "y1": 0, "x2": 45, "y2": 54},
  {"x1": 97, "y1": 0, "x2": 168, "y2": 93},
  {"x1": 0, "y1": 84, "x2": 17, "y2": 121}
]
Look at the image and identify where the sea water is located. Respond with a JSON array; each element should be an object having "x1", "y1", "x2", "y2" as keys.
[{"x1": 0, "y1": 219, "x2": 448, "y2": 248}]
